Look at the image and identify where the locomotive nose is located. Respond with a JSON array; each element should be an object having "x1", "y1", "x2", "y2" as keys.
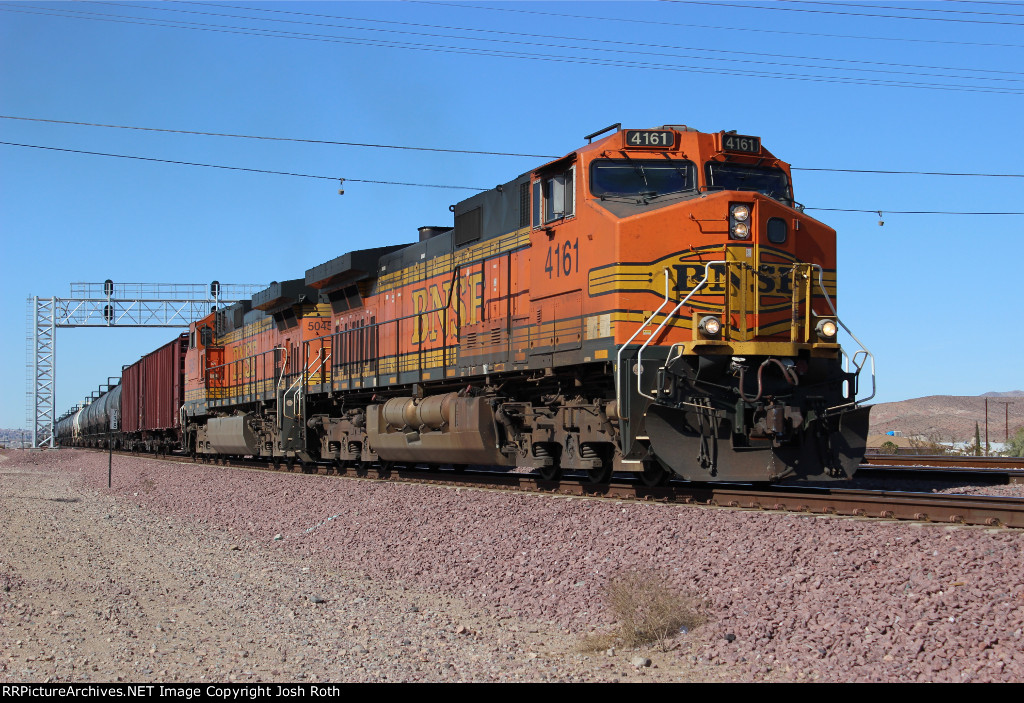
[{"x1": 645, "y1": 402, "x2": 871, "y2": 482}]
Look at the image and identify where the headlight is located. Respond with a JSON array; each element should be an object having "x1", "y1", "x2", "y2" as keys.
[
  {"x1": 816, "y1": 319, "x2": 838, "y2": 340},
  {"x1": 730, "y1": 202, "x2": 753, "y2": 240},
  {"x1": 698, "y1": 315, "x2": 723, "y2": 338}
]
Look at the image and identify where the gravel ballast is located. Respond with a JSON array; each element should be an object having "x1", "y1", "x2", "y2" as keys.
[{"x1": 2, "y1": 449, "x2": 1022, "y2": 682}]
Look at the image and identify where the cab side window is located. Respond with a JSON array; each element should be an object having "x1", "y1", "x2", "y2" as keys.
[{"x1": 533, "y1": 165, "x2": 576, "y2": 226}]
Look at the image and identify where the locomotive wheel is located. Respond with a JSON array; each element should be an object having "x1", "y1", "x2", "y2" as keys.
[
  {"x1": 585, "y1": 465, "x2": 613, "y2": 485},
  {"x1": 639, "y1": 461, "x2": 670, "y2": 487},
  {"x1": 538, "y1": 465, "x2": 562, "y2": 482},
  {"x1": 353, "y1": 460, "x2": 369, "y2": 478},
  {"x1": 377, "y1": 461, "x2": 394, "y2": 479}
]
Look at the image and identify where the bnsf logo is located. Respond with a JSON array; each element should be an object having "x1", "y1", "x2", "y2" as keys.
[{"x1": 231, "y1": 340, "x2": 259, "y2": 360}]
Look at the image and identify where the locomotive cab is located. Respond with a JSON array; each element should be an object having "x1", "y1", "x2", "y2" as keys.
[{"x1": 564, "y1": 126, "x2": 873, "y2": 482}]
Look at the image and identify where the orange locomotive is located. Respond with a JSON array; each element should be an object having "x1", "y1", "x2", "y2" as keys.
[{"x1": 183, "y1": 123, "x2": 873, "y2": 484}]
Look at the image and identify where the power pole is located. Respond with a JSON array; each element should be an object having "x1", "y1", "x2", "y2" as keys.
[{"x1": 994, "y1": 401, "x2": 1015, "y2": 443}]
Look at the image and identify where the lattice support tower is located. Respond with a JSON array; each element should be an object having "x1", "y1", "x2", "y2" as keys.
[{"x1": 26, "y1": 281, "x2": 265, "y2": 448}]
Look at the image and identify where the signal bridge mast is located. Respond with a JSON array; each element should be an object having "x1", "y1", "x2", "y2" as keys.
[{"x1": 27, "y1": 280, "x2": 265, "y2": 449}]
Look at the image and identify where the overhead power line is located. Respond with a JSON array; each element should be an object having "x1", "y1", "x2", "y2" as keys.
[
  {"x1": 408, "y1": 0, "x2": 1024, "y2": 47},
  {"x1": 806, "y1": 207, "x2": 1024, "y2": 215},
  {"x1": 0, "y1": 115, "x2": 549, "y2": 159},
  {"x1": 0, "y1": 141, "x2": 487, "y2": 190},
  {"x1": 791, "y1": 167, "x2": 1024, "y2": 178},
  {"x1": 3, "y1": 140, "x2": 1022, "y2": 215},
  {"x1": 663, "y1": 0, "x2": 1024, "y2": 25},
  {"x1": 116, "y1": 1, "x2": 1021, "y2": 80},
  {"x1": 777, "y1": 0, "x2": 1024, "y2": 17},
  {"x1": 0, "y1": 4, "x2": 1019, "y2": 94},
  {"x1": 44, "y1": 2, "x2": 1024, "y2": 85},
  {"x1": 5, "y1": 114, "x2": 1024, "y2": 179}
]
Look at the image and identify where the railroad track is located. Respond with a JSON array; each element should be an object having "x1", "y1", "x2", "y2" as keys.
[
  {"x1": 82, "y1": 448, "x2": 1024, "y2": 529},
  {"x1": 863, "y1": 454, "x2": 1024, "y2": 469},
  {"x1": 860, "y1": 454, "x2": 1024, "y2": 484}
]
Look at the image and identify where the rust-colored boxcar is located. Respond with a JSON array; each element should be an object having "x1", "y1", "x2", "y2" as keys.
[{"x1": 120, "y1": 333, "x2": 188, "y2": 452}]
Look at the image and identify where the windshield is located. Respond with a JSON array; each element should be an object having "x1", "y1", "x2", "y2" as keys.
[
  {"x1": 705, "y1": 162, "x2": 792, "y2": 204},
  {"x1": 590, "y1": 159, "x2": 696, "y2": 199}
]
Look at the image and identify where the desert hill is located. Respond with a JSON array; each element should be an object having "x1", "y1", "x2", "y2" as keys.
[{"x1": 868, "y1": 391, "x2": 1024, "y2": 444}]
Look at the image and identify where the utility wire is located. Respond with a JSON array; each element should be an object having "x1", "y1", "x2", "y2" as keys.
[
  {"x1": 0, "y1": 141, "x2": 487, "y2": 190},
  {"x1": 791, "y1": 167, "x2": 1024, "y2": 178},
  {"x1": 43, "y1": 2, "x2": 1024, "y2": 84},
  {"x1": 806, "y1": 207, "x2": 1024, "y2": 215},
  {"x1": 409, "y1": 0, "x2": 1024, "y2": 48},
  {"x1": 5, "y1": 114, "x2": 1024, "y2": 179},
  {"x1": 663, "y1": 0, "x2": 1024, "y2": 25},
  {"x1": 0, "y1": 4, "x2": 1018, "y2": 95},
  {"x1": 773, "y1": 0, "x2": 1024, "y2": 18},
  {"x1": 114, "y1": 1, "x2": 1021, "y2": 79},
  {"x1": 0, "y1": 115, "x2": 549, "y2": 159},
  {"x1": 3, "y1": 140, "x2": 1022, "y2": 214}
]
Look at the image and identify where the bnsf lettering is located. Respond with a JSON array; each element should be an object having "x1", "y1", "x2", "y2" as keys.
[
  {"x1": 410, "y1": 272, "x2": 483, "y2": 345},
  {"x1": 230, "y1": 340, "x2": 259, "y2": 360},
  {"x1": 673, "y1": 263, "x2": 794, "y2": 296}
]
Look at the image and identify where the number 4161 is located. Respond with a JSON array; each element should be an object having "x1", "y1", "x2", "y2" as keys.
[{"x1": 545, "y1": 238, "x2": 579, "y2": 278}]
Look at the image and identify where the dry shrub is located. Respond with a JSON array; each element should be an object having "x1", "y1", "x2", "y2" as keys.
[{"x1": 580, "y1": 569, "x2": 705, "y2": 652}]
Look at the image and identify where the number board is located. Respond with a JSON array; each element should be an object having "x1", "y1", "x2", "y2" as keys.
[
  {"x1": 624, "y1": 130, "x2": 675, "y2": 149},
  {"x1": 721, "y1": 133, "x2": 761, "y2": 154}
]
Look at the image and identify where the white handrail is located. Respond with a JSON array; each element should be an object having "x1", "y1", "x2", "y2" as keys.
[
  {"x1": 614, "y1": 268, "x2": 672, "y2": 402},
  {"x1": 810, "y1": 265, "x2": 876, "y2": 405},
  {"x1": 635, "y1": 261, "x2": 725, "y2": 401},
  {"x1": 806, "y1": 266, "x2": 880, "y2": 407}
]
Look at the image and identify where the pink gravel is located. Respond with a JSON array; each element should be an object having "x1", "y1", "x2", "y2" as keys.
[{"x1": 6, "y1": 448, "x2": 1024, "y2": 682}]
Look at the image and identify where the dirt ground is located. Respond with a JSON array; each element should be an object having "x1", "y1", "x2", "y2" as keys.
[{"x1": 0, "y1": 451, "x2": 728, "y2": 683}]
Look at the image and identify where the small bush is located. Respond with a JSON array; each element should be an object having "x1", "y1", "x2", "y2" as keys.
[
  {"x1": 879, "y1": 440, "x2": 899, "y2": 455},
  {"x1": 580, "y1": 569, "x2": 705, "y2": 652}
]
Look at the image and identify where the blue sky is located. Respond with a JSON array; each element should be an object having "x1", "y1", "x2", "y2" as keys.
[{"x1": 2, "y1": 0, "x2": 1022, "y2": 430}]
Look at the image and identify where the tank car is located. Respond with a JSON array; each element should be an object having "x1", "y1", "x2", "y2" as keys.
[
  {"x1": 178, "y1": 123, "x2": 873, "y2": 484},
  {"x1": 56, "y1": 384, "x2": 121, "y2": 448}
]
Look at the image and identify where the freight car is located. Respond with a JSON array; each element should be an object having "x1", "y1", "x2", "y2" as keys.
[
  {"x1": 55, "y1": 383, "x2": 120, "y2": 448},
  {"x1": 55, "y1": 334, "x2": 187, "y2": 452},
  {"x1": 62, "y1": 123, "x2": 875, "y2": 484}
]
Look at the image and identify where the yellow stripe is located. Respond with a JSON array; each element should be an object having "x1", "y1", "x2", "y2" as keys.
[{"x1": 375, "y1": 228, "x2": 530, "y2": 293}]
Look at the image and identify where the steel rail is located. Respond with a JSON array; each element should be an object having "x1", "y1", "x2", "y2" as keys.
[
  {"x1": 863, "y1": 454, "x2": 1024, "y2": 469},
  {"x1": 68, "y1": 448, "x2": 1024, "y2": 529}
]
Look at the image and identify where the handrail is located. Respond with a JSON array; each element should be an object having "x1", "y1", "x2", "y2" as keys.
[
  {"x1": 615, "y1": 269, "x2": 672, "y2": 406},
  {"x1": 635, "y1": 261, "x2": 725, "y2": 401},
  {"x1": 621, "y1": 260, "x2": 872, "y2": 416},
  {"x1": 810, "y1": 264, "x2": 876, "y2": 407}
]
